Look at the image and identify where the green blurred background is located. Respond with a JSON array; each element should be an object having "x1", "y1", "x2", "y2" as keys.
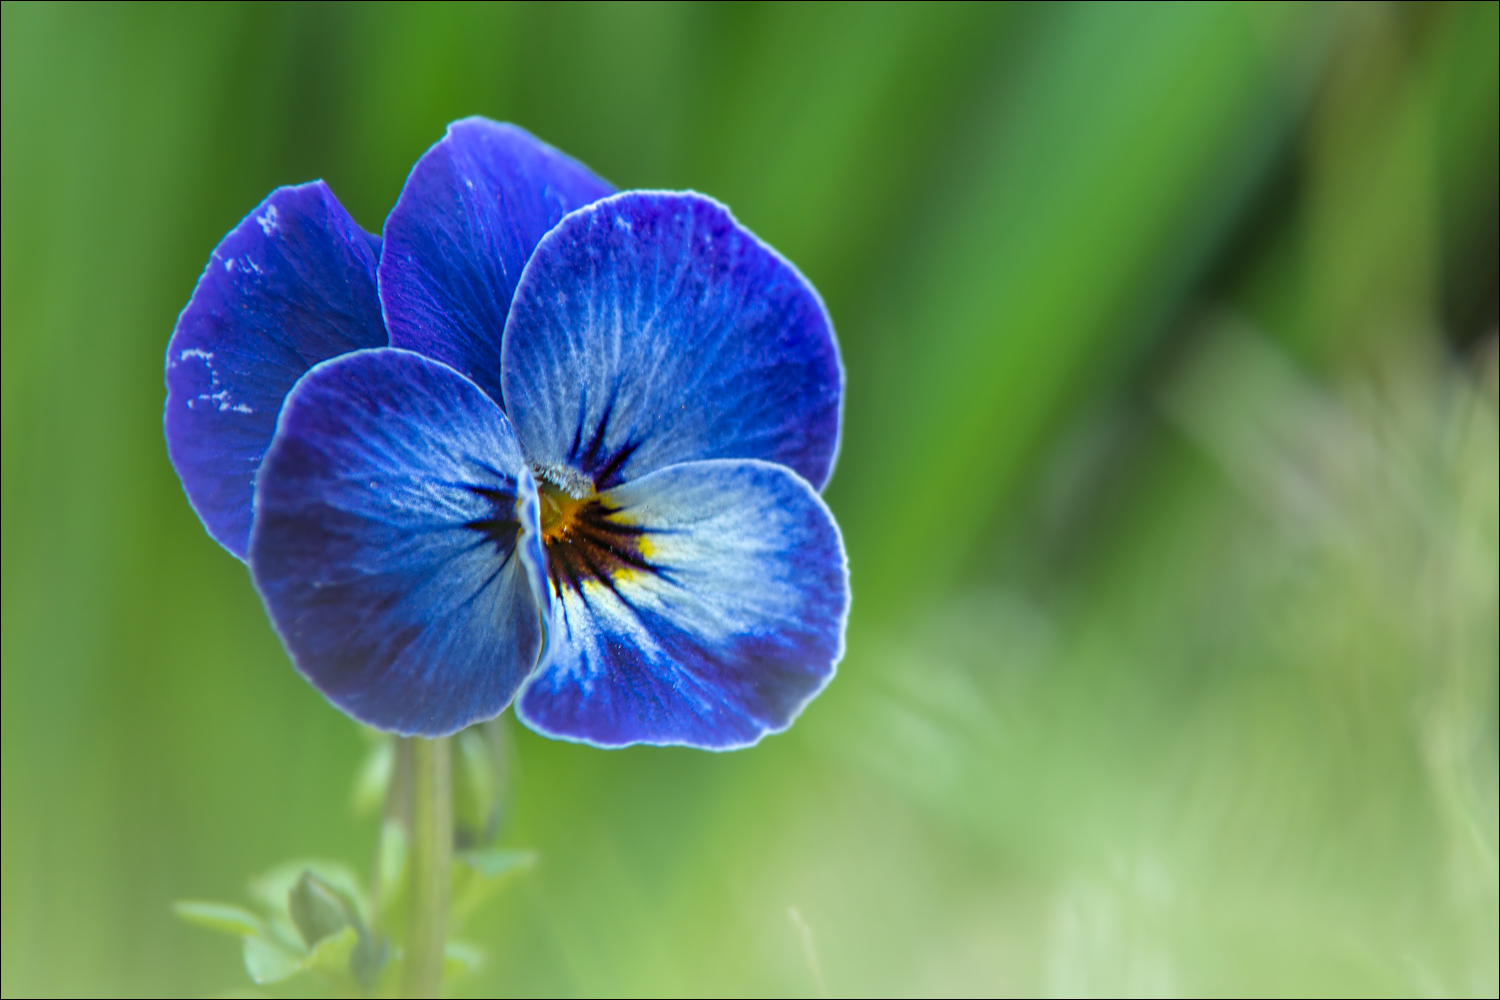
[{"x1": 3, "y1": 1, "x2": 1496, "y2": 995}]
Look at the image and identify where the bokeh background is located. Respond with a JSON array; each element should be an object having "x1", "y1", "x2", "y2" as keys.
[{"x1": 3, "y1": 1, "x2": 1496, "y2": 995}]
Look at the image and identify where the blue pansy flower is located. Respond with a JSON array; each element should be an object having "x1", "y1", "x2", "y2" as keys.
[{"x1": 165, "y1": 118, "x2": 849, "y2": 749}]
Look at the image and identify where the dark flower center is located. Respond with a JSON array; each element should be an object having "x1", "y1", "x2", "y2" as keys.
[{"x1": 535, "y1": 478, "x2": 654, "y2": 597}]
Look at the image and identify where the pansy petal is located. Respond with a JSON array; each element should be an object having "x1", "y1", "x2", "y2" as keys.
[
  {"x1": 249, "y1": 349, "x2": 545, "y2": 737},
  {"x1": 381, "y1": 117, "x2": 614, "y2": 401},
  {"x1": 164, "y1": 181, "x2": 386, "y2": 559},
  {"x1": 516, "y1": 459, "x2": 848, "y2": 749},
  {"x1": 501, "y1": 192, "x2": 843, "y2": 493}
]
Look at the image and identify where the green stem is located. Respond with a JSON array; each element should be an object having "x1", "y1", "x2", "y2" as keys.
[{"x1": 401, "y1": 736, "x2": 451, "y2": 999}]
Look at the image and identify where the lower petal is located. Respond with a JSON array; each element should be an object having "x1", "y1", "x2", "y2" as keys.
[
  {"x1": 516, "y1": 459, "x2": 849, "y2": 749},
  {"x1": 249, "y1": 349, "x2": 544, "y2": 736}
]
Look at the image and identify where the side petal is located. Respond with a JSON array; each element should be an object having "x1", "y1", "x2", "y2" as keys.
[
  {"x1": 515, "y1": 459, "x2": 849, "y2": 750},
  {"x1": 164, "y1": 181, "x2": 386, "y2": 559},
  {"x1": 249, "y1": 348, "x2": 544, "y2": 737},
  {"x1": 381, "y1": 117, "x2": 614, "y2": 402},
  {"x1": 501, "y1": 191, "x2": 843, "y2": 493}
]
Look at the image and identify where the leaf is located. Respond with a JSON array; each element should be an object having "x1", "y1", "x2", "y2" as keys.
[
  {"x1": 376, "y1": 819, "x2": 407, "y2": 916},
  {"x1": 450, "y1": 848, "x2": 537, "y2": 927},
  {"x1": 348, "y1": 931, "x2": 388, "y2": 992},
  {"x1": 172, "y1": 900, "x2": 263, "y2": 938},
  {"x1": 351, "y1": 734, "x2": 394, "y2": 816},
  {"x1": 288, "y1": 871, "x2": 351, "y2": 948},
  {"x1": 443, "y1": 939, "x2": 485, "y2": 981},
  {"x1": 452, "y1": 725, "x2": 502, "y2": 847},
  {"x1": 250, "y1": 859, "x2": 369, "y2": 927},
  {"x1": 241, "y1": 934, "x2": 305, "y2": 985},
  {"x1": 304, "y1": 924, "x2": 359, "y2": 978},
  {"x1": 460, "y1": 848, "x2": 536, "y2": 879}
]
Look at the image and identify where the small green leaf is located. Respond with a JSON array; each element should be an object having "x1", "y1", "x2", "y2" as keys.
[
  {"x1": 453, "y1": 726, "x2": 499, "y2": 847},
  {"x1": 443, "y1": 939, "x2": 485, "y2": 980},
  {"x1": 241, "y1": 934, "x2": 305, "y2": 985},
  {"x1": 172, "y1": 900, "x2": 263, "y2": 938},
  {"x1": 351, "y1": 734, "x2": 394, "y2": 816},
  {"x1": 349, "y1": 930, "x2": 388, "y2": 992},
  {"x1": 460, "y1": 848, "x2": 536, "y2": 878},
  {"x1": 450, "y1": 849, "x2": 538, "y2": 927},
  {"x1": 377, "y1": 819, "x2": 407, "y2": 915},
  {"x1": 288, "y1": 871, "x2": 350, "y2": 948},
  {"x1": 371, "y1": 947, "x2": 404, "y2": 998},
  {"x1": 250, "y1": 859, "x2": 368, "y2": 927},
  {"x1": 304, "y1": 924, "x2": 359, "y2": 977}
]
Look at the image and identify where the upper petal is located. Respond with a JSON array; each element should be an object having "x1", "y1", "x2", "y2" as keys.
[
  {"x1": 249, "y1": 348, "x2": 545, "y2": 737},
  {"x1": 515, "y1": 459, "x2": 849, "y2": 749},
  {"x1": 164, "y1": 181, "x2": 387, "y2": 559},
  {"x1": 380, "y1": 118, "x2": 614, "y2": 403},
  {"x1": 501, "y1": 191, "x2": 843, "y2": 492}
]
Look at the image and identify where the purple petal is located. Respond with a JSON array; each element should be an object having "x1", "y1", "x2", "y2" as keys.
[
  {"x1": 516, "y1": 459, "x2": 848, "y2": 749},
  {"x1": 249, "y1": 349, "x2": 545, "y2": 737},
  {"x1": 380, "y1": 117, "x2": 614, "y2": 404},
  {"x1": 501, "y1": 192, "x2": 843, "y2": 494},
  {"x1": 164, "y1": 181, "x2": 386, "y2": 558}
]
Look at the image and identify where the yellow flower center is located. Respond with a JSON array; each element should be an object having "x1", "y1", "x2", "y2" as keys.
[
  {"x1": 537, "y1": 479, "x2": 592, "y2": 545},
  {"x1": 533, "y1": 475, "x2": 654, "y2": 593}
]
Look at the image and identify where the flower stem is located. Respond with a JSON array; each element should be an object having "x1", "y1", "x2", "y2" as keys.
[{"x1": 401, "y1": 736, "x2": 451, "y2": 999}]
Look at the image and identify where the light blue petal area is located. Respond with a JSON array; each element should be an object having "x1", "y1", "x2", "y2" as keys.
[
  {"x1": 381, "y1": 117, "x2": 614, "y2": 403},
  {"x1": 249, "y1": 349, "x2": 545, "y2": 736},
  {"x1": 164, "y1": 181, "x2": 386, "y2": 559},
  {"x1": 516, "y1": 459, "x2": 849, "y2": 750},
  {"x1": 515, "y1": 481, "x2": 552, "y2": 624},
  {"x1": 501, "y1": 191, "x2": 843, "y2": 493}
]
